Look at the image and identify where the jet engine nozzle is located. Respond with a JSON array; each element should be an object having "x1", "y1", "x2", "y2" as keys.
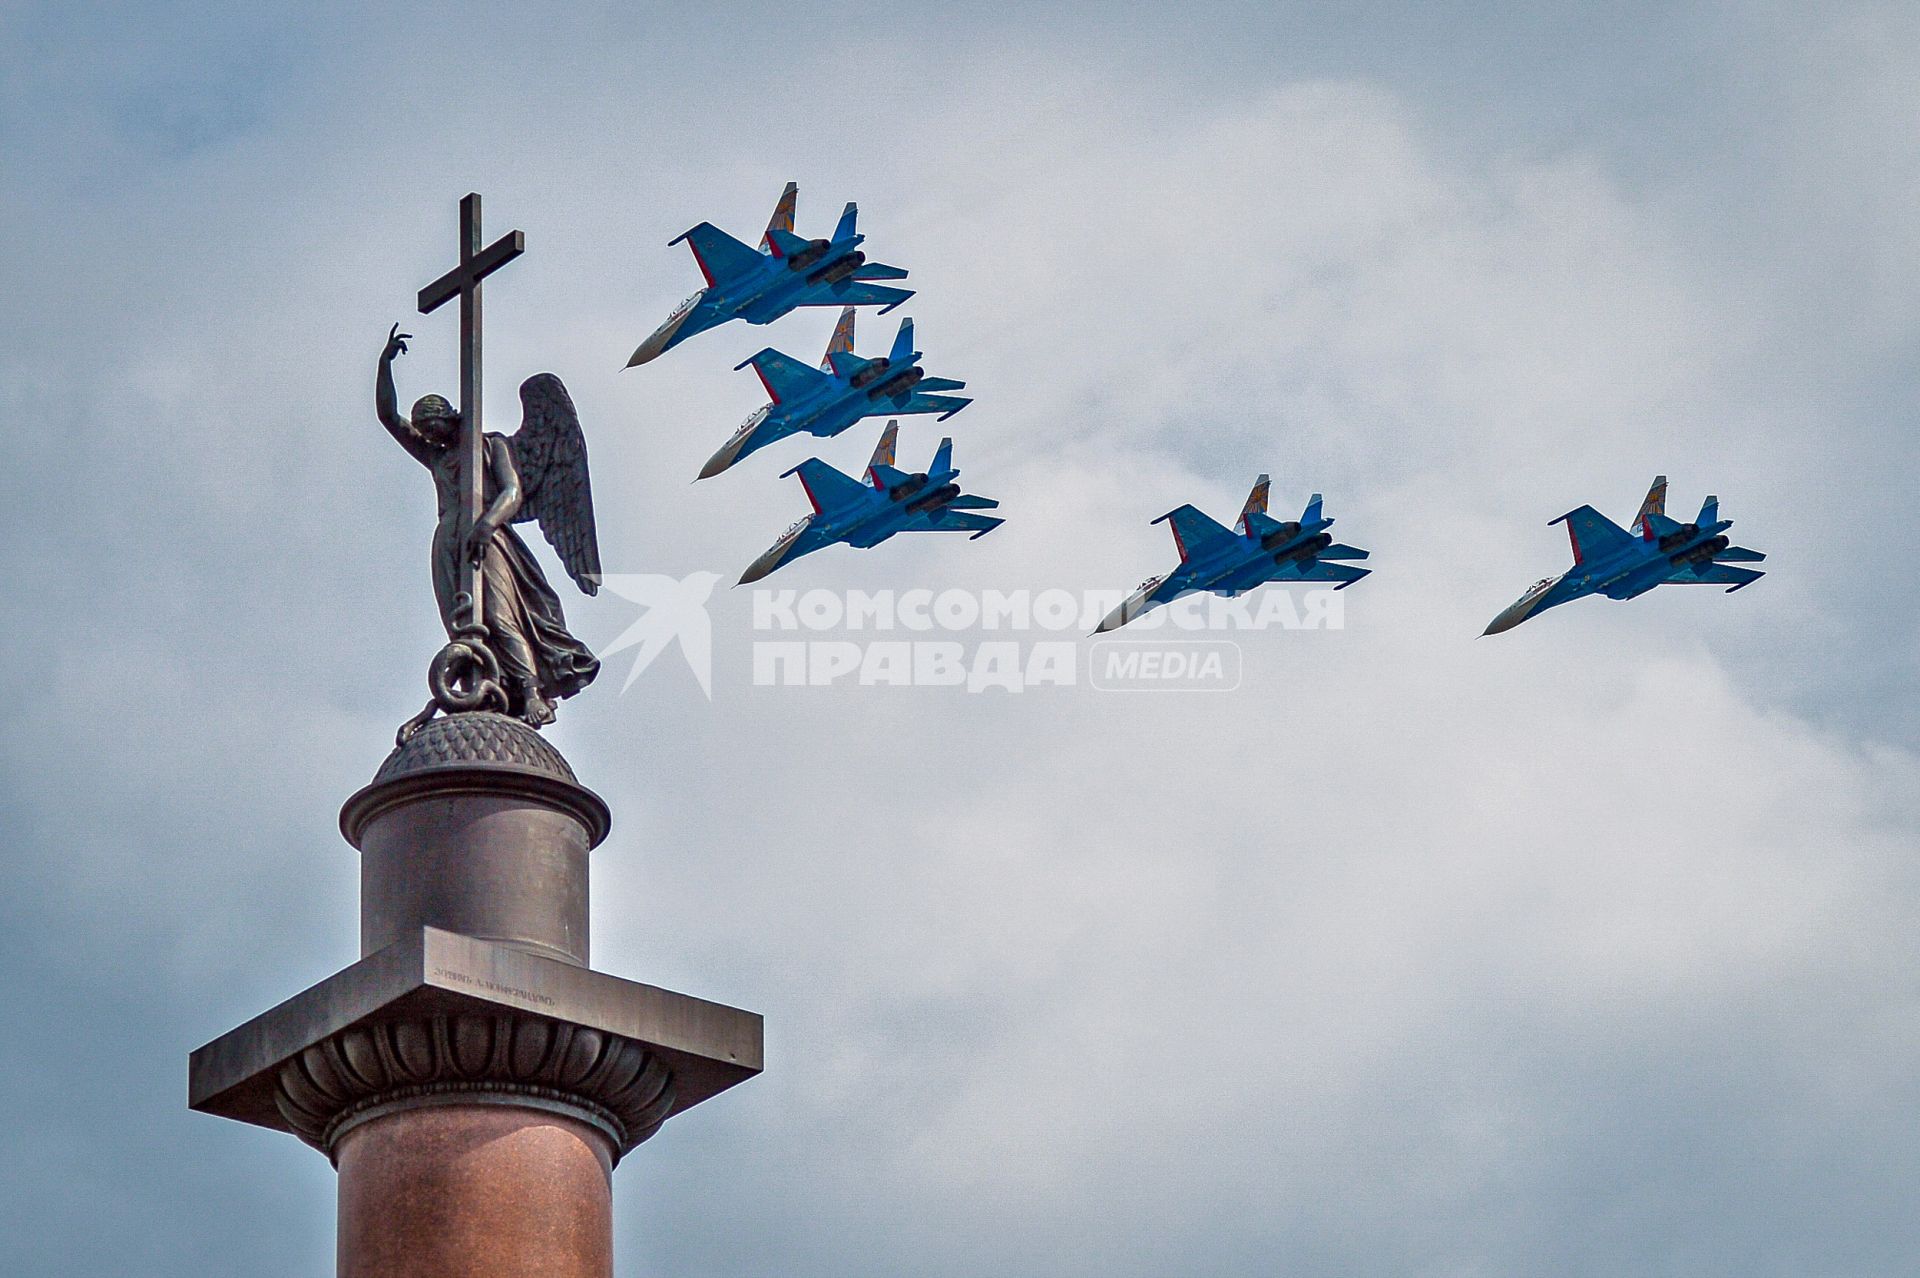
[
  {"x1": 907, "y1": 483, "x2": 962, "y2": 514},
  {"x1": 849, "y1": 358, "x2": 893, "y2": 390},
  {"x1": 1670, "y1": 534, "x2": 1731, "y2": 568},
  {"x1": 888, "y1": 473, "x2": 931, "y2": 500},
  {"x1": 1259, "y1": 522, "x2": 1303, "y2": 551},
  {"x1": 1657, "y1": 523, "x2": 1702, "y2": 552},
  {"x1": 867, "y1": 366, "x2": 925, "y2": 400},
  {"x1": 809, "y1": 251, "x2": 866, "y2": 286},
  {"x1": 1274, "y1": 531, "x2": 1333, "y2": 562},
  {"x1": 786, "y1": 238, "x2": 832, "y2": 271}
]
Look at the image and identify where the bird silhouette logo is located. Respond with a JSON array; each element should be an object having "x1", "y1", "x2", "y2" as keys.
[{"x1": 595, "y1": 572, "x2": 722, "y2": 698}]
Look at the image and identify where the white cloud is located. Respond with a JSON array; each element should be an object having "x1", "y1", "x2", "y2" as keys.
[{"x1": 4, "y1": 8, "x2": 1918, "y2": 1276}]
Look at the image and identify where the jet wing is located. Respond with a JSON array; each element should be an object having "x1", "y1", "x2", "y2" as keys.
[
  {"x1": 923, "y1": 510, "x2": 1004, "y2": 539},
  {"x1": 1551, "y1": 505, "x2": 1636, "y2": 564},
  {"x1": 783, "y1": 458, "x2": 870, "y2": 514},
  {"x1": 673, "y1": 222, "x2": 764, "y2": 288},
  {"x1": 1154, "y1": 504, "x2": 1239, "y2": 563},
  {"x1": 1672, "y1": 563, "x2": 1765, "y2": 591},
  {"x1": 822, "y1": 281, "x2": 914, "y2": 311},
  {"x1": 898, "y1": 392, "x2": 972, "y2": 421},
  {"x1": 737, "y1": 348, "x2": 830, "y2": 405},
  {"x1": 1291, "y1": 561, "x2": 1371, "y2": 589}
]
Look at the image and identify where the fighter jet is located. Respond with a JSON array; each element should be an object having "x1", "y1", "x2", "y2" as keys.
[
  {"x1": 627, "y1": 183, "x2": 913, "y2": 367},
  {"x1": 700, "y1": 307, "x2": 971, "y2": 479},
  {"x1": 738, "y1": 421, "x2": 1002, "y2": 583},
  {"x1": 1483, "y1": 476, "x2": 1765, "y2": 635},
  {"x1": 1095, "y1": 476, "x2": 1372, "y2": 632}
]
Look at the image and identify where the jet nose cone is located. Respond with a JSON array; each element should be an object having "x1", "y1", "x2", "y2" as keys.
[
  {"x1": 627, "y1": 304, "x2": 698, "y2": 368},
  {"x1": 1095, "y1": 592, "x2": 1145, "y2": 633},
  {"x1": 1482, "y1": 601, "x2": 1532, "y2": 636},
  {"x1": 738, "y1": 547, "x2": 785, "y2": 585},
  {"x1": 699, "y1": 433, "x2": 751, "y2": 480},
  {"x1": 626, "y1": 327, "x2": 674, "y2": 368},
  {"x1": 739, "y1": 525, "x2": 804, "y2": 584}
]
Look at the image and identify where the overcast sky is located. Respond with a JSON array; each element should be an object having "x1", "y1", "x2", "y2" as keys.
[{"x1": 4, "y1": 3, "x2": 1919, "y2": 1275}]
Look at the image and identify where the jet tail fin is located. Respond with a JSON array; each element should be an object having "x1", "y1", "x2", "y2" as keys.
[
  {"x1": 1235, "y1": 474, "x2": 1270, "y2": 534},
  {"x1": 930, "y1": 437, "x2": 954, "y2": 476},
  {"x1": 1302, "y1": 493, "x2": 1324, "y2": 524},
  {"x1": 760, "y1": 182, "x2": 798, "y2": 254},
  {"x1": 1634, "y1": 475, "x2": 1668, "y2": 537},
  {"x1": 1698, "y1": 495, "x2": 1720, "y2": 526},
  {"x1": 866, "y1": 420, "x2": 899, "y2": 485},
  {"x1": 888, "y1": 317, "x2": 916, "y2": 364},
  {"x1": 1717, "y1": 545, "x2": 1766, "y2": 563},
  {"x1": 821, "y1": 306, "x2": 857, "y2": 371},
  {"x1": 832, "y1": 201, "x2": 858, "y2": 244}
]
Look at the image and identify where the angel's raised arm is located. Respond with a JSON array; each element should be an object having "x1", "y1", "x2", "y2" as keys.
[{"x1": 376, "y1": 324, "x2": 432, "y2": 463}]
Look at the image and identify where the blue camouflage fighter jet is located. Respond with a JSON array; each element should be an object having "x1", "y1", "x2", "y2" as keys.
[
  {"x1": 1095, "y1": 475, "x2": 1372, "y2": 631},
  {"x1": 738, "y1": 421, "x2": 1003, "y2": 583},
  {"x1": 627, "y1": 183, "x2": 913, "y2": 367},
  {"x1": 1483, "y1": 476, "x2": 1765, "y2": 635},
  {"x1": 700, "y1": 306, "x2": 971, "y2": 479}
]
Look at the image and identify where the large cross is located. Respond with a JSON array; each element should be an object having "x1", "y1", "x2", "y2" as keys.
[{"x1": 418, "y1": 193, "x2": 524, "y2": 626}]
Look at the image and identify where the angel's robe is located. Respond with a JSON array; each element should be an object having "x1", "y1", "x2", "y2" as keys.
[{"x1": 426, "y1": 433, "x2": 599, "y2": 707}]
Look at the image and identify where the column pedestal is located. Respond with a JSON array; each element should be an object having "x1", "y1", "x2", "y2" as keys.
[{"x1": 190, "y1": 712, "x2": 762, "y2": 1277}]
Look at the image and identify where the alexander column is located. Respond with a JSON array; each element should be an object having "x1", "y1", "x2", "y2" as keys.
[{"x1": 188, "y1": 195, "x2": 762, "y2": 1277}]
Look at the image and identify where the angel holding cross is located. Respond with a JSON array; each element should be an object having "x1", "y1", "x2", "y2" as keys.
[{"x1": 376, "y1": 323, "x2": 601, "y2": 727}]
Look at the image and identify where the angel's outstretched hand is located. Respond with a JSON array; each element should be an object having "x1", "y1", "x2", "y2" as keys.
[{"x1": 383, "y1": 323, "x2": 412, "y2": 361}]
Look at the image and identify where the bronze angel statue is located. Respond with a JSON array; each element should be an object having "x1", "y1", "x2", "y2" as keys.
[{"x1": 377, "y1": 323, "x2": 601, "y2": 727}]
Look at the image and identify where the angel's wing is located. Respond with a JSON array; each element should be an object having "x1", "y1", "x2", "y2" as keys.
[{"x1": 507, "y1": 373, "x2": 601, "y2": 595}]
